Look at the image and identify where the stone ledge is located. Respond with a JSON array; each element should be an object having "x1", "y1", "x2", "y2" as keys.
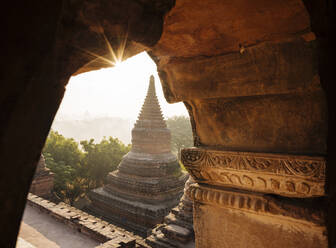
[
  {"x1": 186, "y1": 183, "x2": 325, "y2": 227},
  {"x1": 26, "y1": 193, "x2": 137, "y2": 248},
  {"x1": 146, "y1": 227, "x2": 195, "y2": 248},
  {"x1": 181, "y1": 147, "x2": 325, "y2": 197},
  {"x1": 161, "y1": 224, "x2": 192, "y2": 244}
]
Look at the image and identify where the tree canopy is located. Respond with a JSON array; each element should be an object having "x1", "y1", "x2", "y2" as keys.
[
  {"x1": 80, "y1": 137, "x2": 130, "y2": 189},
  {"x1": 43, "y1": 131, "x2": 130, "y2": 205},
  {"x1": 166, "y1": 115, "x2": 193, "y2": 156}
]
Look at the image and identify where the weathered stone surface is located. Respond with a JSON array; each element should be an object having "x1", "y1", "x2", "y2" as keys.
[
  {"x1": 29, "y1": 155, "x2": 54, "y2": 198},
  {"x1": 185, "y1": 91, "x2": 327, "y2": 153},
  {"x1": 19, "y1": 205, "x2": 101, "y2": 248},
  {"x1": 27, "y1": 193, "x2": 139, "y2": 247},
  {"x1": 156, "y1": 38, "x2": 320, "y2": 102},
  {"x1": 187, "y1": 183, "x2": 325, "y2": 226},
  {"x1": 152, "y1": 0, "x2": 310, "y2": 58},
  {"x1": 192, "y1": 193, "x2": 327, "y2": 248},
  {"x1": 146, "y1": 177, "x2": 194, "y2": 248},
  {"x1": 182, "y1": 148, "x2": 325, "y2": 198},
  {"x1": 156, "y1": 34, "x2": 327, "y2": 154},
  {"x1": 188, "y1": 182, "x2": 327, "y2": 248},
  {"x1": 88, "y1": 76, "x2": 187, "y2": 236},
  {"x1": 183, "y1": 147, "x2": 328, "y2": 247},
  {"x1": 153, "y1": 34, "x2": 328, "y2": 163}
]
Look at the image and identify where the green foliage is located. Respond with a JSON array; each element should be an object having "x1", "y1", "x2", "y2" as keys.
[
  {"x1": 43, "y1": 131, "x2": 130, "y2": 205},
  {"x1": 43, "y1": 131, "x2": 83, "y2": 202},
  {"x1": 58, "y1": 177, "x2": 88, "y2": 206},
  {"x1": 80, "y1": 137, "x2": 130, "y2": 189},
  {"x1": 166, "y1": 116, "x2": 193, "y2": 157},
  {"x1": 44, "y1": 130, "x2": 82, "y2": 168}
]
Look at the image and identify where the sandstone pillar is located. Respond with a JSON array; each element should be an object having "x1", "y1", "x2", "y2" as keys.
[
  {"x1": 182, "y1": 149, "x2": 326, "y2": 247},
  {"x1": 175, "y1": 38, "x2": 329, "y2": 247},
  {"x1": 174, "y1": 37, "x2": 328, "y2": 246},
  {"x1": 150, "y1": 2, "x2": 330, "y2": 246}
]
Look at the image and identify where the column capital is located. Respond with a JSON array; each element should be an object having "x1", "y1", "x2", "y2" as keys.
[{"x1": 181, "y1": 147, "x2": 325, "y2": 198}]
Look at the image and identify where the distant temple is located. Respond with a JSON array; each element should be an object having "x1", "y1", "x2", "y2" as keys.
[
  {"x1": 29, "y1": 154, "x2": 54, "y2": 198},
  {"x1": 88, "y1": 75, "x2": 187, "y2": 235}
]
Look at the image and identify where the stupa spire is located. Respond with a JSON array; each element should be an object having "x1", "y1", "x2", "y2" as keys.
[
  {"x1": 134, "y1": 75, "x2": 166, "y2": 128},
  {"x1": 131, "y1": 75, "x2": 171, "y2": 154}
]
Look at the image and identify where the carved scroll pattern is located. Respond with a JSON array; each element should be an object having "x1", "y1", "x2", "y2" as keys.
[
  {"x1": 186, "y1": 184, "x2": 324, "y2": 226},
  {"x1": 181, "y1": 148, "x2": 325, "y2": 197}
]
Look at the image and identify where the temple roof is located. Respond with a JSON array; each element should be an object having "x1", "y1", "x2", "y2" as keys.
[
  {"x1": 134, "y1": 75, "x2": 167, "y2": 129},
  {"x1": 130, "y1": 75, "x2": 171, "y2": 154}
]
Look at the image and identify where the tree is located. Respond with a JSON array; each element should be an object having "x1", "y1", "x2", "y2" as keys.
[
  {"x1": 43, "y1": 131, "x2": 84, "y2": 203},
  {"x1": 58, "y1": 177, "x2": 89, "y2": 206},
  {"x1": 43, "y1": 130, "x2": 83, "y2": 168},
  {"x1": 80, "y1": 137, "x2": 131, "y2": 189},
  {"x1": 44, "y1": 152, "x2": 77, "y2": 194},
  {"x1": 43, "y1": 131, "x2": 131, "y2": 205},
  {"x1": 166, "y1": 116, "x2": 193, "y2": 157}
]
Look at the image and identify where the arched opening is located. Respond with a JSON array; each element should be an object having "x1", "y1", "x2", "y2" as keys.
[{"x1": 18, "y1": 51, "x2": 193, "y2": 246}]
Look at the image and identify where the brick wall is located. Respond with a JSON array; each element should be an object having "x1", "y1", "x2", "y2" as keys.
[{"x1": 26, "y1": 193, "x2": 138, "y2": 248}]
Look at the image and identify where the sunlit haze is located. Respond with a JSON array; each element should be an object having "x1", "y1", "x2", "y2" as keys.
[{"x1": 55, "y1": 52, "x2": 188, "y2": 122}]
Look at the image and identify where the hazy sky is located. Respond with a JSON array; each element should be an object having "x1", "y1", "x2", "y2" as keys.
[{"x1": 55, "y1": 52, "x2": 188, "y2": 121}]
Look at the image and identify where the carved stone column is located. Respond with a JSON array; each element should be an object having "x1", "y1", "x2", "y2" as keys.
[
  {"x1": 151, "y1": 1, "x2": 330, "y2": 246},
  {"x1": 182, "y1": 148, "x2": 327, "y2": 247}
]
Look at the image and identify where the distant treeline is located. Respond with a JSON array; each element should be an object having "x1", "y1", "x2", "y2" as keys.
[{"x1": 43, "y1": 116, "x2": 192, "y2": 206}]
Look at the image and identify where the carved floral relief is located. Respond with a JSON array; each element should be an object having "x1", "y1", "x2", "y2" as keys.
[{"x1": 181, "y1": 148, "x2": 325, "y2": 197}]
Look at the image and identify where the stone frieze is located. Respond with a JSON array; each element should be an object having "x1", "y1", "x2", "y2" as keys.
[
  {"x1": 181, "y1": 148, "x2": 325, "y2": 197},
  {"x1": 186, "y1": 184, "x2": 324, "y2": 226}
]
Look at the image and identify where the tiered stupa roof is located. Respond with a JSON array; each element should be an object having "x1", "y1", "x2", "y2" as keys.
[
  {"x1": 130, "y1": 75, "x2": 171, "y2": 155},
  {"x1": 134, "y1": 76, "x2": 166, "y2": 129}
]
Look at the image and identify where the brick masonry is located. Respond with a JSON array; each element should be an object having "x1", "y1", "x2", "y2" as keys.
[{"x1": 26, "y1": 193, "x2": 149, "y2": 248}]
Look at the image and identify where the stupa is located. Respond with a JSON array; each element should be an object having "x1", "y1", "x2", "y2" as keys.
[
  {"x1": 88, "y1": 75, "x2": 187, "y2": 236},
  {"x1": 29, "y1": 154, "x2": 54, "y2": 198},
  {"x1": 146, "y1": 176, "x2": 195, "y2": 248}
]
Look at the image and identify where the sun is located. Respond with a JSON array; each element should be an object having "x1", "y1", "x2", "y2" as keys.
[{"x1": 112, "y1": 59, "x2": 122, "y2": 68}]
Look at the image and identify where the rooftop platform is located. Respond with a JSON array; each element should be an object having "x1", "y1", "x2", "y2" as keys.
[{"x1": 17, "y1": 204, "x2": 100, "y2": 248}]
